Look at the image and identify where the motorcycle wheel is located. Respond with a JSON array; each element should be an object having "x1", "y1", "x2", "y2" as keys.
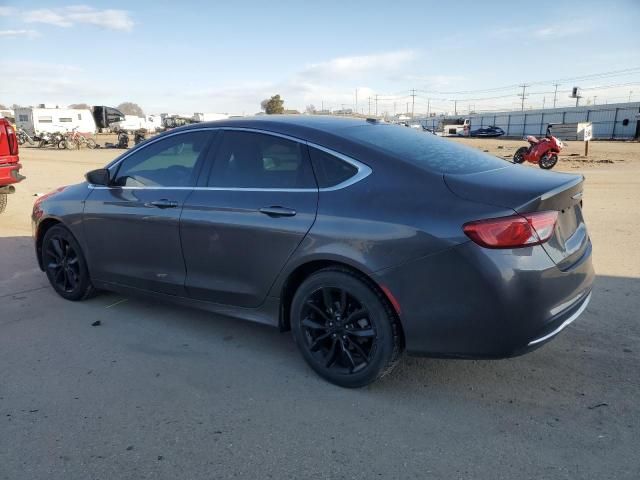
[
  {"x1": 86, "y1": 138, "x2": 97, "y2": 149},
  {"x1": 513, "y1": 147, "x2": 528, "y2": 164},
  {"x1": 58, "y1": 140, "x2": 71, "y2": 150},
  {"x1": 38, "y1": 140, "x2": 47, "y2": 148},
  {"x1": 539, "y1": 153, "x2": 558, "y2": 170},
  {"x1": 17, "y1": 136, "x2": 25, "y2": 146}
]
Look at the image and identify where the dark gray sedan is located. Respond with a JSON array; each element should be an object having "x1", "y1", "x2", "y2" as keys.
[{"x1": 32, "y1": 116, "x2": 594, "y2": 387}]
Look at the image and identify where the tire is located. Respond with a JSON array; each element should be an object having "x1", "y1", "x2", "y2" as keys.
[
  {"x1": 86, "y1": 138, "x2": 97, "y2": 149},
  {"x1": 539, "y1": 153, "x2": 558, "y2": 169},
  {"x1": 0, "y1": 193, "x2": 7, "y2": 214},
  {"x1": 17, "y1": 136, "x2": 25, "y2": 146},
  {"x1": 291, "y1": 268, "x2": 402, "y2": 388},
  {"x1": 513, "y1": 146, "x2": 528, "y2": 164},
  {"x1": 42, "y1": 225, "x2": 96, "y2": 301},
  {"x1": 38, "y1": 140, "x2": 47, "y2": 148}
]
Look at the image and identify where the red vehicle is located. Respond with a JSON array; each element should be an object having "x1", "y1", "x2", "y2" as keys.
[
  {"x1": 513, "y1": 126, "x2": 565, "y2": 170},
  {"x1": 0, "y1": 118, "x2": 25, "y2": 214}
]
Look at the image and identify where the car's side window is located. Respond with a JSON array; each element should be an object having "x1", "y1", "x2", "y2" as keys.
[
  {"x1": 308, "y1": 146, "x2": 359, "y2": 188},
  {"x1": 208, "y1": 131, "x2": 316, "y2": 189},
  {"x1": 113, "y1": 131, "x2": 212, "y2": 187}
]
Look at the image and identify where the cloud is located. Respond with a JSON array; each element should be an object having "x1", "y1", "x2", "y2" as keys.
[
  {"x1": 0, "y1": 29, "x2": 40, "y2": 39},
  {"x1": 0, "y1": 7, "x2": 15, "y2": 16},
  {"x1": 299, "y1": 50, "x2": 416, "y2": 80},
  {"x1": 492, "y1": 20, "x2": 591, "y2": 40},
  {"x1": 23, "y1": 5, "x2": 134, "y2": 31}
]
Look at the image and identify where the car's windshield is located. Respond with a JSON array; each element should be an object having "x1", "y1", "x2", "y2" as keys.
[{"x1": 342, "y1": 124, "x2": 511, "y2": 174}]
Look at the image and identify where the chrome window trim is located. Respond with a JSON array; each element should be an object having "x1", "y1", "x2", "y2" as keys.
[{"x1": 93, "y1": 126, "x2": 372, "y2": 193}]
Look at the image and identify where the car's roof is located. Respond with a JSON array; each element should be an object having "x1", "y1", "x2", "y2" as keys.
[{"x1": 182, "y1": 115, "x2": 371, "y2": 138}]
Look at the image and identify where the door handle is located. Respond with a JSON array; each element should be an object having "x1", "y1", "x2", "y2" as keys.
[
  {"x1": 146, "y1": 199, "x2": 179, "y2": 209},
  {"x1": 259, "y1": 206, "x2": 297, "y2": 217}
]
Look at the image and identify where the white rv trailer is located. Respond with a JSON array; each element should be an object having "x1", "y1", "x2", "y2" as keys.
[
  {"x1": 192, "y1": 112, "x2": 229, "y2": 122},
  {"x1": 110, "y1": 114, "x2": 148, "y2": 132},
  {"x1": 15, "y1": 107, "x2": 96, "y2": 136}
]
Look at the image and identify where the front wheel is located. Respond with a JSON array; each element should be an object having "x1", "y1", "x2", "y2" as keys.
[
  {"x1": 539, "y1": 153, "x2": 558, "y2": 169},
  {"x1": 42, "y1": 225, "x2": 96, "y2": 301},
  {"x1": 291, "y1": 268, "x2": 402, "y2": 387},
  {"x1": 513, "y1": 146, "x2": 528, "y2": 164}
]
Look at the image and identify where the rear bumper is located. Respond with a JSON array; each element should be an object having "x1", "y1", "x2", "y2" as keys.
[
  {"x1": 0, "y1": 162, "x2": 24, "y2": 187},
  {"x1": 374, "y1": 238, "x2": 594, "y2": 358}
]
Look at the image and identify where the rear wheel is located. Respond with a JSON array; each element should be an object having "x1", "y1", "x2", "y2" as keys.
[
  {"x1": 0, "y1": 193, "x2": 7, "y2": 214},
  {"x1": 513, "y1": 147, "x2": 528, "y2": 164},
  {"x1": 291, "y1": 268, "x2": 402, "y2": 388},
  {"x1": 42, "y1": 225, "x2": 96, "y2": 301},
  {"x1": 539, "y1": 153, "x2": 558, "y2": 169}
]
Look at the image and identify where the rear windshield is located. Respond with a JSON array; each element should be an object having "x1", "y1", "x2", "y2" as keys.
[{"x1": 342, "y1": 124, "x2": 510, "y2": 174}]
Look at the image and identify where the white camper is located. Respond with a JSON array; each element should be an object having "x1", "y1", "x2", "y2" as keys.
[
  {"x1": 110, "y1": 114, "x2": 146, "y2": 132},
  {"x1": 15, "y1": 107, "x2": 96, "y2": 136},
  {"x1": 192, "y1": 112, "x2": 229, "y2": 122}
]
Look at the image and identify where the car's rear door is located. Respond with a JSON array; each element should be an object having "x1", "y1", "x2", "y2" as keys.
[
  {"x1": 83, "y1": 129, "x2": 215, "y2": 295},
  {"x1": 180, "y1": 129, "x2": 318, "y2": 307}
]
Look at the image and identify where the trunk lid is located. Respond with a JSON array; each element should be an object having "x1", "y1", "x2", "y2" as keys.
[{"x1": 445, "y1": 164, "x2": 588, "y2": 268}]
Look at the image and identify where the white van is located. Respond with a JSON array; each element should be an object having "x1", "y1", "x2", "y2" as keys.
[{"x1": 15, "y1": 107, "x2": 96, "y2": 136}]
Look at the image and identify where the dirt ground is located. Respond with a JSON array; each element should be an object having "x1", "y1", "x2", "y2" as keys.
[{"x1": 1, "y1": 138, "x2": 639, "y2": 479}]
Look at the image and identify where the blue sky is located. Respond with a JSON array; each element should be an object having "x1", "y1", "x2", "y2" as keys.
[{"x1": 1, "y1": 0, "x2": 639, "y2": 115}]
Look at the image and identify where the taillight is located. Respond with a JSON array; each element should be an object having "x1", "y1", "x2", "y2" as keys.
[
  {"x1": 463, "y1": 211, "x2": 558, "y2": 249},
  {"x1": 6, "y1": 124, "x2": 18, "y2": 155}
]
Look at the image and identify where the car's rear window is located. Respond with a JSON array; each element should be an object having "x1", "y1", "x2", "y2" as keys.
[{"x1": 342, "y1": 124, "x2": 510, "y2": 174}]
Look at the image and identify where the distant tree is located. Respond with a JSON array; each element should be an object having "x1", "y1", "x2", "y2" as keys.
[
  {"x1": 0, "y1": 103, "x2": 7, "y2": 110},
  {"x1": 260, "y1": 99, "x2": 270, "y2": 111},
  {"x1": 305, "y1": 104, "x2": 316, "y2": 114},
  {"x1": 69, "y1": 103, "x2": 91, "y2": 110},
  {"x1": 264, "y1": 95, "x2": 285, "y2": 115},
  {"x1": 11, "y1": 104, "x2": 22, "y2": 110},
  {"x1": 117, "y1": 102, "x2": 144, "y2": 116}
]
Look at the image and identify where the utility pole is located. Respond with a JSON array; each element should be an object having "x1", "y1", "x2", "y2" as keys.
[
  {"x1": 552, "y1": 83, "x2": 559, "y2": 108},
  {"x1": 406, "y1": 102, "x2": 409, "y2": 114},
  {"x1": 452, "y1": 99, "x2": 457, "y2": 116},
  {"x1": 629, "y1": 90, "x2": 633, "y2": 102},
  {"x1": 593, "y1": 96, "x2": 597, "y2": 105},
  {"x1": 519, "y1": 84, "x2": 529, "y2": 111},
  {"x1": 321, "y1": 100, "x2": 324, "y2": 112},
  {"x1": 542, "y1": 96, "x2": 546, "y2": 109},
  {"x1": 368, "y1": 97, "x2": 371, "y2": 115},
  {"x1": 427, "y1": 98, "x2": 430, "y2": 117},
  {"x1": 410, "y1": 88, "x2": 416, "y2": 118},
  {"x1": 393, "y1": 102, "x2": 396, "y2": 116},
  {"x1": 375, "y1": 94, "x2": 379, "y2": 117},
  {"x1": 355, "y1": 88, "x2": 358, "y2": 114}
]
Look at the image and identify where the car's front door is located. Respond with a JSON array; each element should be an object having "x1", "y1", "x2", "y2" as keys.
[
  {"x1": 83, "y1": 129, "x2": 215, "y2": 295},
  {"x1": 180, "y1": 129, "x2": 318, "y2": 307}
]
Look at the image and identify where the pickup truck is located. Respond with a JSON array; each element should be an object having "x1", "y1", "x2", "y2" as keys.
[{"x1": 0, "y1": 117, "x2": 25, "y2": 213}]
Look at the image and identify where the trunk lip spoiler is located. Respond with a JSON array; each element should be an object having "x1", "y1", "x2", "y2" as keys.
[{"x1": 539, "y1": 175, "x2": 584, "y2": 201}]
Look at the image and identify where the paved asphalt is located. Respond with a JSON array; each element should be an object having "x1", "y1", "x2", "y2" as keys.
[{"x1": 1, "y1": 233, "x2": 638, "y2": 480}]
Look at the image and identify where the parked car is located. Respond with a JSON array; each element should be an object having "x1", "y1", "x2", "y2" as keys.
[
  {"x1": 32, "y1": 117, "x2": 594, "y2": 387},
  {"x1": 469, "y1": 125, "x2": 505, "y2": 137},
  {"x1": 0, "y1": 118, "x2": 25, "y2": 213}
]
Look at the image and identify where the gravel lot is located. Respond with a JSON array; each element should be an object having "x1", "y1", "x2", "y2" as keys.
[{"x1": 1, "y1": 138, "x2": 639, "y2": 479}]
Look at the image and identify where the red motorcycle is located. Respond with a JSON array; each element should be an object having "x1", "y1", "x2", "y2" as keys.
[{"x1": 513, "y1": 126, "x2": 565, "y2": 170}]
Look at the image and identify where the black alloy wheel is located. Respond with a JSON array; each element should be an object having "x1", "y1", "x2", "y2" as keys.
[
  {"x1": 539, "y1": 153, "x2": 558, "y2": 169},
  {"x1": 513, "y1": 146, "x2": 528, "y2": 164},
  {"x1": 42, "y1": 225, "x2": 95, "y2": 301},
  {"x1": 291, "y1": 268, "x2": 402, "y2": 388}
]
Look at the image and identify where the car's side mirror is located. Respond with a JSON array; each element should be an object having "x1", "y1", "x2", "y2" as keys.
[{"x1": 86, "y1": 168, "x2": 110, "y2": 186}]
